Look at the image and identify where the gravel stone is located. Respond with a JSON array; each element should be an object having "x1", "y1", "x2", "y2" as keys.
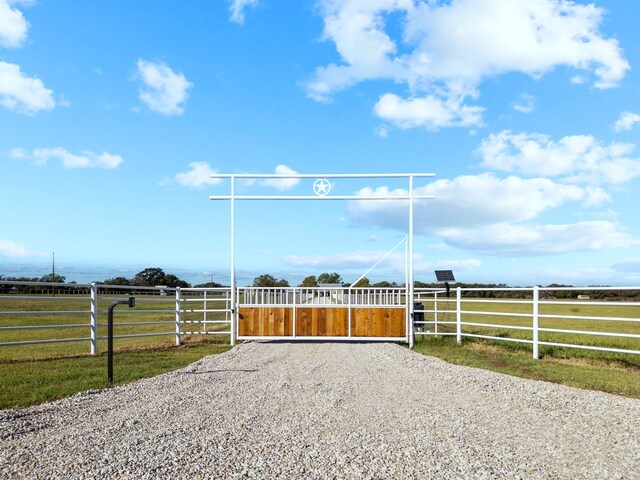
[{"x1": 1, "y1": 341, "x2": 638, "y2": 479}]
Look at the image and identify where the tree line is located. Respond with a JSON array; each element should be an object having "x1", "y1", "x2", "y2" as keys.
[
  {"x1": 0, "y1": 268, "x2": 213, "y2": 294},
  {"x1": 252, "y1": 272, "x2": 400, "y2": 288},
  {"x1": 2, "y1": 269, "x2": 639, "y2": 301}
]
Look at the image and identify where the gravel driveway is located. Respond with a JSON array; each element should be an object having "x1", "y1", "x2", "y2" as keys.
[{"x1": 1, "y1": 341, "x2": 639, "y2": 479}]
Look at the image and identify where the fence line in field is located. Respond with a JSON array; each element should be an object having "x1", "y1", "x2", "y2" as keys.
[
  {"x1": 1, "y1": 281, "x2": 639, "y2": 358},
  {"x1": 414, "y1": 286, "x2": 640, "y2": 358},
  {"x1": 0, "y1": 282, "x2": 232, "y2": 354}
]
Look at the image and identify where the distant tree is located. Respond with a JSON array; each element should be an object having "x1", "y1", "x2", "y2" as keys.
[
  {"x1": 373, "y1": 280, "x2": 393, "y2": 288},
  {"x1": 102, "y1": 277, "x2": 130, "y2": 286},
  {"x1": 252, "y1": 274, "x2": 290, "y2": 287},
  {"x1": 299, "y1": 275, "x2": 318, "y2": 287},
  {"x1": 317, "y1": 272, "x2": 342, "y2": 285},
  {"x1": 193, "y1": 281, "x2": 226, "y2": 288},
  {"x1": 352, "y1": 277, "x2": 370, "y2": 288},
  {"x1": 131, "y1": 267, "x2": 167, "y2": 286},
  {"x1": 164, "y1": 274, "x2": 191, "y2": 288},
  {"x1": 39, "y1": 273, "x2": 66, "y2": 283},
  {"x1": 130, "y1": 268, "x2": 190, "y2": 288}
]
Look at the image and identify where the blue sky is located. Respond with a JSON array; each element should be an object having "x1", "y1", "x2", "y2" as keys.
[{"x1": 1, "y1": 0, "x2": 640, "y2": 286}]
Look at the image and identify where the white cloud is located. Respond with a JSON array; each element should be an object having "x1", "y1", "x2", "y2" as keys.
[
  {"x1": 230, "y1": 0, "x2": 258, "y2": 24},
  {"x1": 511, "y1": 93, "x2": 534, "y2": 114},
  {"x1": 439, "y1": 221, "x2": 637, "y2": 256},
  {"x1": 612, "y1": 258, "x2": 640, "y2": 273},
  {"x1": 136, "y1": 59, "x2": 192, "y2": 116},
  {"x1": 168, "y1": 162, "x2": 223, "y2": 188},
  {"x1": 0, "y1": 0, "x2": 31, "y2": 49},
  {"x1": 614, "y1": 111, "x2": 640, "y2": 133},
  {"x1": 0, "y1": 61, "x2": 55, "y2": 114},
  {"x1": 478, "y1": 130, "x2": 640, "y2": 185},
  {"x1": 374, "y1": 93, "x2": 483, "y2": 130},
  {"x1": 403, "y1": 0, "x2": 627, "y2": 89},
  {"x1": 414, "y1": 258, "x2": 481, "y2": 274},
  {"x1": 306, "y1": 0, "x2": 628, "y2": 129},
  {"x1": 283, "y1": 249, "x2": 481, "y2": 275},
  {"x1": 349, "y1": 174, "x2": 601, "y2": 232},
  {"x1": 259, "y1": 164, "x2": 300, "y2": 191},
  {"x1": 345, "y1": 173, "x2": 630, "y2": 256},
  {"x1": 374, "y1": 124, "x2": 388, "y2": 138},
  {"x1": 284, "y1": 250, "x2": 407, "y2": 269},
  {"x1": 11, "y1": 147, "x2": 123, "y2": 169},
  {"x1": 0, "y1": 238, "x2": 30, "y2": 257}
]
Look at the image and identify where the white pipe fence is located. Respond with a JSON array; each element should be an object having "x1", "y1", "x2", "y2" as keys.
[
  {"x1": 0, "y1": 281, "x2": 232, "y2": 353},
  {"x1": 1, "y1": 282, "x2": 639, "y2": 359},
  {"x1": 414, "y1": 286, "x2": 640, "y2": 358}
]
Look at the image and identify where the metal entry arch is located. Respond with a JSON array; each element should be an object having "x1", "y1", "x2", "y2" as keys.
[{"x1": 209, "y1": 172, "x2": 435, "y2": 347}]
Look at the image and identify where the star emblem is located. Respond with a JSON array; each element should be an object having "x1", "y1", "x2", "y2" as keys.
[{"x1": 313, "y1": 178, "x2": 331, "y2": 196}]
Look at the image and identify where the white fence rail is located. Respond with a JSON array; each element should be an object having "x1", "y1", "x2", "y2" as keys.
[
  {"x1": 0, "y1": 281, "x2": 232, "y2": 354},
  {"x1": 240, "y1": 286, "x2": 405, "y2": 307},
  {"x1": 2, "y1": 282, "x2": 639, "y2": 359},
  {"x1": 414, "y1": 286, "x2": 640, "y2": 358}
]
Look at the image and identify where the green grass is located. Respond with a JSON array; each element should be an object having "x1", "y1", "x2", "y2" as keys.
[
  {"x1": 0, "y1": 338, "x2": 232, "y2": 409},
  {"x1": 418, "y1": 297, "x2": 640, "y2": 366},
  {"x1": 413, "y1": 335, "x2": 640, "y2": 398},
  {"x1": 2, "y1": 293, "x2": 639, "y2": 405},
  {"x1": 0, "y1": 292, "x2": 233, "y2": 409},
  {"x1": 0, "y1": 293, "x2": 231, "y2": 360}
]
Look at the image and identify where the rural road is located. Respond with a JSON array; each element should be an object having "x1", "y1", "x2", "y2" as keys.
[{"x1": 1, "y1": 341, "x2": 639, "y2": 479}]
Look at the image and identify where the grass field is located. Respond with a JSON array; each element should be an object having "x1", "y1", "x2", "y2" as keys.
[
  {"x1": 413, "y1": 336, "x2": 640, "y2": 398},
  {"x1": 1, "y1": 292, "x2": 639, "y2": 407},
  {"x1": 0, "y1": 293, "x2": 231, "y2": 360},
  {"x1": 0, "y1": 338, "x2": 232, "y2": 409},
  {"x1": 416, "y1": 296, "x2": 640, "y2": 366}
]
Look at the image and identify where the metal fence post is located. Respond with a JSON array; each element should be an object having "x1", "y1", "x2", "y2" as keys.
[
  {"x1": 456, "y1": 287, "x2": 462, "y2": 345},
  {"x1": 292, "y1": 287, "x2": 297, "y2": 338},
  {"x1": 203, "y1": 290, "x2": 207, "y2": 334},
  {"x1": 175, "y1": 287, "x2": 182, "y2": 346},
  {"x1": 90, "y1": 282, "x2": 98, "y2": 355},
  {"x1": 532, "y1": 285, "x2": 539, "y2": 359},
  {"x1": 434, "y1": 291, "x2": 439, "y2": 336}
]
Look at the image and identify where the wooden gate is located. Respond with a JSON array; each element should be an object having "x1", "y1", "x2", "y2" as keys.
[{"x1": 237, "y1": 287, "x2": 408, "y2": 341}]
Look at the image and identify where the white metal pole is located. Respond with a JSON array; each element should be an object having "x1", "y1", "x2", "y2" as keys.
[
  {"x1": 434, "y1": 291, "x2": 438, "y2": 336},
  {"x1": 532, "y1": 285, "x2": 539, "y2": 359},
  {"x1": 348, "y1": 286, "x2": 352, "y2": 338},
  {"x1": 456, "y1": 287, "x2": 462, "y2": 345},
  {"x1": 175, "y1": 287, "x2": 182, "y2": 346},
  {"x1": 292, "y1": 287, "x2": 297, "y2": 338},
  {"x1": 90, "y1": 282, "x2": 97, "y2": 355},
  {"x1": 230, "y1": 176, "x2": 236, "y2": 346},
  {"x1": 408, "y1": 175, "x2": 415, "y2": 348},
  {"x1": 203, "y1": 290, "x2": 207, "y2": 334}
]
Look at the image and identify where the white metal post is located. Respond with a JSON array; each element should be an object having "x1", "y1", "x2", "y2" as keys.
[
  {"x1": 434, "y1": 291, "x2": 438, "y2": 336},
  {"x1": 408, "y1": 175, "x2": 415, "y2": 348},
  {"x1": 175, "y1": 287, "x2": 182, "y2": 346},
  {"x1": 203, "y1": 290, "x2": 207, "y2": 334},
  {"x1": 348, "y1": 287, "x2": 352, "y2": 338},
  {"x1": 230, "y1": 176, "x2": 236, "y2": 346},
  {"x1": 90, "y1": 282, "x2": 98, "y2": 355},
  {"x1": 456, "y1": 287, "x2": 462, "y2": 345},
  {"x1": 532, "y1": 285, "x2": 539, "y2": 359},
  {"x1": 292, "y1": 287, "x2": 297, "y2": 338}
]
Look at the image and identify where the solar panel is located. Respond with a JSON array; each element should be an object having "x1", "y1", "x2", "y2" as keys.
[{"x1": 434, "y1": 270, "x2": 456, "y2": 282}]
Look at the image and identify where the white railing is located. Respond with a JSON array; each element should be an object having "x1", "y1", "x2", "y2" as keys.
[
  {"x1": 414, "y1": 286, "x2": 640, "y2": 358},
  {"x1": 3, "y1": 281, "x2": 639, "y2": 358},
  {"x1": 0, "y1": 281, "x2": 233, "y2": 354},
  {"x1": 240, "y1": 286, "x2": 405, "y2": 307}
]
